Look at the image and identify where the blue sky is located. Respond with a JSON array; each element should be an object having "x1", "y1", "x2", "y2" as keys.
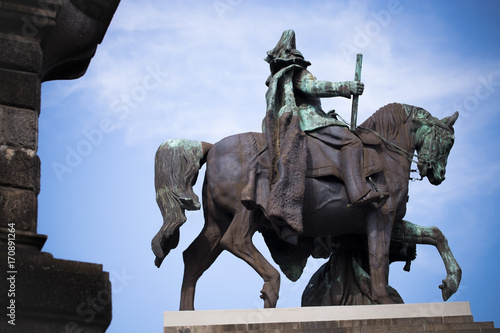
[{"x1": 37, "y1": 0, "x2": 499, "y2": 331}]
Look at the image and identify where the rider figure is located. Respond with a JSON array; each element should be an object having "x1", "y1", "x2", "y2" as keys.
[{"x1": 241, "y1": 30, "x2": 387, "y2": 242}]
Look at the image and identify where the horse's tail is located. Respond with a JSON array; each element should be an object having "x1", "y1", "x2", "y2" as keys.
[{"x1": 152, "y1": 139, "x2": 213, "y2": 268}]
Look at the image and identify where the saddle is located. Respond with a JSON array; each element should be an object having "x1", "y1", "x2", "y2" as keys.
[
  {"x1": 243, "y1": 128, "x2": 384, "y2": 223},
  {"x1": 249, "y1": 128, "x2": 383, "y2": 181},
  {"x1": 305, "y1": 128, "x2": 383, "y2": 179}
]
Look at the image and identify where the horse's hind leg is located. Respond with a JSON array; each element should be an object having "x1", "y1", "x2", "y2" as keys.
[
  {"x1": 180, "y1": 219, "x2": 223, "y2": 310},
  {"x1": 392, "y1": 219, "x2": 462, "y2": 301},
  {"x1": 220, "y1": 208, "x2": 281, "y2": 308}
]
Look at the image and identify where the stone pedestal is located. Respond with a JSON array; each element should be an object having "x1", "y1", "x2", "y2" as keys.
[
  {"x1": 164, "y1": 302, "x2": 498, "y2": 333},
  {"x1": 0, "y1": 0, "x2": 119, "y2": 331}
]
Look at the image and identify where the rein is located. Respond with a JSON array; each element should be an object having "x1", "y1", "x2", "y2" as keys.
[
  {"x1": 355, "y1": 125, "x2": 424, "y2": 182},
  {"x1": 334, "y1": 111, "x2": 418, "y2": 163},
  {"x1": 333, "y1": 110, "x2": 445, "y2": 181},
  {"x1": 356, "y1": 125, "x2": 419, "y2": 164}
]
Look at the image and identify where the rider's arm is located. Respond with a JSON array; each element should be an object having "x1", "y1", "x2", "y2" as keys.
[{"x1": 294, "y1": 70, "x2": 360, "y2": 99}]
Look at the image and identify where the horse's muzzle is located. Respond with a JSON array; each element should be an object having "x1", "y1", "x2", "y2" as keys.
[{"x1": 419, "y1": 162, "x2": 445, "y2": 185}]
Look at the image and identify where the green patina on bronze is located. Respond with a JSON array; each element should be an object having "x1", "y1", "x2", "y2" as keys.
[
  {"x1": 403, "y1": 104, "x2": 457, "y2": 184},
  {"x1": 152, "y1": 29, "x2": 461, "y2": 310},
  {"x1": 152, "y1": 139, "x2": 203, "y2": 268}
]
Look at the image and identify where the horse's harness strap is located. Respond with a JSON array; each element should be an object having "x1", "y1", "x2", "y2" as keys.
[
  {"x1": 331, "y1": 110, "x2": 439, "y2": 172},
  {"x1": 357, "y1": 125, "x2": 419, "y2": 165}
]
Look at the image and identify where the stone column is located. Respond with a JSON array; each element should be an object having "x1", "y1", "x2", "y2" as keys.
[
  {"x1": 0, "y1": 0, "x2": 120, "y2": 331},
  {"x1": 0, "y1": 0, "x2": 45, "y2": 251}
]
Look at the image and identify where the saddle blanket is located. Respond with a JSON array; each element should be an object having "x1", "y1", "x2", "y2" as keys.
[
  {"x1": 252, "y1": 128, "x2": 383, "y2": 180},
  {"x1": 305, "y1": 129, "x2": 383, "y2": 179}
]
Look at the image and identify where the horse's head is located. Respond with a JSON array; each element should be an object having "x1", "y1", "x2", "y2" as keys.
[{"x1": 414, "y1": 110, "x2": 458, "y2": 185}]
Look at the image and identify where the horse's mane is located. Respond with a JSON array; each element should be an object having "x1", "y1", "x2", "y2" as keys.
[
  {"x1": 360, "y1": 103, "x2": 408, "y2": 139},
  {"x1": 359, "y1": 103, "x2": 421, "y2": 149}
]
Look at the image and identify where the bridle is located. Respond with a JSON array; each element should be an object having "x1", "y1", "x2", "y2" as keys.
[{"x1": 335, "y1": 109, "x2": 454, "y2": 182}]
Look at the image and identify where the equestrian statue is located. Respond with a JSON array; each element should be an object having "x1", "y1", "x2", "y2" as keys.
[{"x1": 151, "y1": 30, "x2": 461, "y2": 310}]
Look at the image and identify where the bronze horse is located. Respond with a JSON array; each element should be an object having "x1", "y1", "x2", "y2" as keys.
[{"x1": 152, "y1": 103, "x2": 460, "y2": 310}]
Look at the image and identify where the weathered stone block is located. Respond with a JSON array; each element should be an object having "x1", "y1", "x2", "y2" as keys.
[
  {"x1": 0, "y1": 68, "x2": 40, "y2": 111},
  {"x1": 0, "y1": 37, "x2": 42, "y2": 74},
  {"x1": 0, "y1": 185, "x2": 37, "y2": 231},
  {"x1": 391, "y1": 316, "x2": 441, "y2": 326},
  {"x1": 442, "y1": 315, "x2": 474, "y2": 323},
  {"x1": 0, "y1": 250, "x2": 112, "y2": 332},
  {"x1": 0, "y1": 146, "x2": 40, "y2": 192},
  {"x1": 0, "y1": 105, "x2": 38, "y2": 149},
  {"x1": 426, "y1": 321, "x2": 495, "y2": 331}
]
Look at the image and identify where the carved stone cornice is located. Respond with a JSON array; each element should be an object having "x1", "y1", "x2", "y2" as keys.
[
  {"x1": 0, "y1": 0, "x2": 61, "y2": 44},
  {"x1": 0, "y1": 0, "x2": 120, "y2": 81}
]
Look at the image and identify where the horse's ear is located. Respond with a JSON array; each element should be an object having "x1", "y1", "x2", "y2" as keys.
[{"x1": 442, "y1": 111, "x2": 459, "y2": 128}]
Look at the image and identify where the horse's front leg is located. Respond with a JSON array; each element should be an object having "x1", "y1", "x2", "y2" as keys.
[
  {"x1": 220, "y1": 207, "x2": 281, "y2": 308},
  {"x1": 392, "y1": 220, "x2": 462, "y2": 301},
  {"x1": 366, "y1": 209, "x2": 395, "y2": 304}
]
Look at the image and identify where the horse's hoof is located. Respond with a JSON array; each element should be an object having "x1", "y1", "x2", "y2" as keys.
[
  {"x1": 439, "y1": 276, "x2": 459, "y2": 301},
  {"x1": 260, "y1": 291, "x2": 277, "y2": 308},
  {"x1": 260, "y1": 282, "x2": 279, "y2": 308}
]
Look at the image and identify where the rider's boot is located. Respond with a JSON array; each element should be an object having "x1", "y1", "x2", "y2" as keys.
[{"x1": 341, "y1": 145, "x2": 389, "y2": 207}]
